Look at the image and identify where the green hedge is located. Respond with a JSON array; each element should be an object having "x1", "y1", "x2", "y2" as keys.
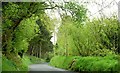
[
  {"x1": 2, "y1": 55, "x2": 17, "y2": 71},
  {"x1": 50, "y1": 55, "x2": 119, "y2": 71}
]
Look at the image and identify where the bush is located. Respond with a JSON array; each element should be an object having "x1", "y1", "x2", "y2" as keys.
[
  {"x1": 71, "y1": 56, "x2": 118, "y2": 71},
  {"x1": 50, "y1": 56, "x2": 80, "y2": 70},
  {"x1": 2, "y1": 54, "x2": 44, "y2": 71},
  {"x1": 28, "y1": 55, "x2": 45, "y2": 64},
  {"x1": 2, "y1": 55, "x2": 30, "y2": 71},
  {"x1": 50, "y1": 55, "x2": 119, "y2": 71},
  {"x1": 44, "y1": 52, "x2": 54, "y2": 62},
  {"x1": 2, "y1": 55, "x2": 17, "y2": 71}
]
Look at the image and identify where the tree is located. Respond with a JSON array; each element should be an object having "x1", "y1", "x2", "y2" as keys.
[
  {"x1": 27, "y1": 20, "x2": 53, "y2": 58},
  {"x1": 2, "y1": 2, "x2": 53, "y2": 59}
]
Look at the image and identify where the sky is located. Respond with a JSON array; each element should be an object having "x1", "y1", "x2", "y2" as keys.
[{"x1": 45, "y1": 0, "x2": 120, "y2": 45}]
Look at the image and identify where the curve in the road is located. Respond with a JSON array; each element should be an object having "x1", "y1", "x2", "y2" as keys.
[{"x1": 29, "y1": 63, "x2": 78, "y2": 73}]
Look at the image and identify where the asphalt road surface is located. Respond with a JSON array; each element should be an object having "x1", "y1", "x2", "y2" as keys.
[{"x1": 29, "y1": 63, "x2": 78, "y2": 73}]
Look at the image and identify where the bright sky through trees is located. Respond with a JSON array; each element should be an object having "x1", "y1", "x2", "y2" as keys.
[
  {"x1": 46, "y1": 0, "x2": 119, "y2": 45},
  {"x1": 2, "y1": 1, "x2": 119, "y2": 71}
]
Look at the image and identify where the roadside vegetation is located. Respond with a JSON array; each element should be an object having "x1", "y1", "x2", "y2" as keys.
[
  {"x1": 2, "y1": 55, "x2": 45, "y2": 71},
  {"x1": 2, "y1": 2, "x2": 53, "y2": 71},
  {"x1": 1, "y1": 1, "x2": 120, "y2": 72},
  {"x1": 50, "y1": 55, "x2": 119, "y2": 71},
  {"x1": 49, "y1": 2, "x2": 120, "y2": 72}
]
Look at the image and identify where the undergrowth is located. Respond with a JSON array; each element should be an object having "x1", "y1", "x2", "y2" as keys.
[
  {"x1": 2, "y1": 54, "x2": 45, "y2": 71},
  {"x1": 50, "y1": 55, "x2": 119, "y2": 71}
]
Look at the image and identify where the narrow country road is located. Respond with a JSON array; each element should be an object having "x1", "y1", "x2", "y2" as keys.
[
  {"x1": 29, "y1": 63, "x2": 78, "y2": 73},
  {"x1": 29, "y1": 63, "x2": 67, "y2": 71}
]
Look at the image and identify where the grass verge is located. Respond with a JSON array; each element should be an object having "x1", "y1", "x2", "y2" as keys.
[{"x1": 2, "y1": 55, "x2": 45, "y2": 71}]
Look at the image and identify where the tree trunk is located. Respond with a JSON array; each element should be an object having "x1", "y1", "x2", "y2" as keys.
[{"x1": 39, "y1": 42, "x2": 41, "y2": 58}]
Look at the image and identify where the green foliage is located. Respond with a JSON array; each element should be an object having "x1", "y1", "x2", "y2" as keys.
[
  {"x1": 56, "y1": 15, "x2": 80, "y2": 56},
  {"x1": 44, "y1": 52, "x2": 54, "y2": 62},
  {"x1": 22, "y1": 56, "x2": 32, "y2": 66},
  {"x1": 26, "y1": 55, "x2": 45, "y2": 64},
  {"x1": 2, "y1": 54, "x2": 45, "y2": 71},
  {"x1": 2, "y1": 1, "x2": 119, "y2": 72},
  {"x1": 27, "y1": 13, "x2": 53, "y2": 58},
  {"x1": 50, "y1": 56, "x2": 119, "y2": 71},
  {"x1": 50, "y1": 56, "x2": 64, "y2": 68},
  {"x1": 13, "y1": 16, "x2": 39, "y2": 53},
  {"x1": 71, "y1": 56, "x2": 118, "y2": 71},
  {"x1": 0, "y1": 51, "x2": 1, "y2": 71},
  {"x1": 50, "y1": 56, "x2": 80, "y2": 69},
  {"x1": 56, "y1": 2, "x2": 118, "y2": 57},
  {"x1": 2, "y1": 55, "x2": 17, "y2": 71},
  {"x1": 2, "y1": 2, "x2": 51, "y2": 71},
  {"x1": 39, "y1": 13, "x2": 54, "y2": 31},
  {"x1": 56, "y1": 16, "x2": 118, "y2": 56},
  {"x1": 64, "y1": 2, "x2": 87, "y2": 24},
  {"x1": 56, "y1": 3, "x2": 88, "y2": 56},
  {"x1": 2, "y1": 2, "x2": 46, "y2": 20},
  {"x1": 4, "y1": 53, "x2": 29, "y2": 71},
  {"x1": 2, "y1": 2, "x2": 49, "y2": 54}
]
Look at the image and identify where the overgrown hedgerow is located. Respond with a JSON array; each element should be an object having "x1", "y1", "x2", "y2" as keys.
[{"x1": 50, "y1": 55, "x2": 119, "y2": 71}]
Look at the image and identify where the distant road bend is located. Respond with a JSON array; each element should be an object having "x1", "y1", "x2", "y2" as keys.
[{"x1": 29, "y1": 63, "x2": 78, "y2": 73}]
